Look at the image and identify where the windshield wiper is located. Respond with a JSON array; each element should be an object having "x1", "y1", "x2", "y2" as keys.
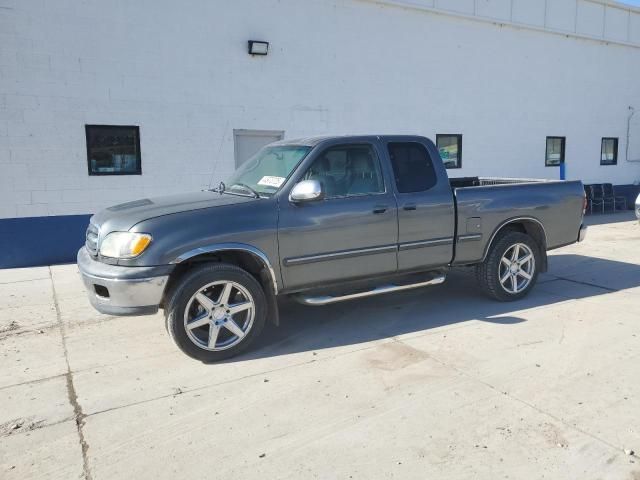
[
  {"x1": 228, "y1": 183, "x2": 260, "y2": 198},
  {"x1": 207, "y1": 181, "x2": 261, "y2": 198},
  {"x1": 207, "y1": 181, "x2": 226, "y2": 193}
]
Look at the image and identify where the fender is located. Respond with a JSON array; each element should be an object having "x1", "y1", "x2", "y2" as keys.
[
  {"x1": 170, "y1": 242, "x2": 279, "y2": 294},
  {"x1": 481, "y1": 216, "x2": 549, "y2": 270}
]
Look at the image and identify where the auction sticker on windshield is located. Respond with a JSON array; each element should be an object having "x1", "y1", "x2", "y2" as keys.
[{"x1": 257, "y1": 176, "x2": 286, "y2": 188}]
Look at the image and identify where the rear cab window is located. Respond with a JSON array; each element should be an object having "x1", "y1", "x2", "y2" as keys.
[{"x1": 387, "y1": 142, "x2": 438, "y2": 193}]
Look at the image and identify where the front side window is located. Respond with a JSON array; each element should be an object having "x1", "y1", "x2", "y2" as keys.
[
  {"x1": 302, "y1": 144, "x2": 384, "y2": 198},
  {"x1": 388, "y1": 142, "x2": 437, "y2": 193},
  {"x1": 227, "y1": 145, "x2": 311, "y2": 197},
  {"x1": 86, "y1": 125, "x2": 141, "y2": 175},
  {"x1": 436, "y1": 134, "x2": 462, "y2": 169},
  {"x1": 601, "y1": 137, "x2": 618, "y2": 165},
  {"x1": 545, "y1": 136, "x2": 565, "y2": 167}
]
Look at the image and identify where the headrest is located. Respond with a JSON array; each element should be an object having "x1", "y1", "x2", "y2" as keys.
[
  {"x1": 311, "y1": 156, "x2": 330, "y2": 174},
  {"x1": 349, "y1": 150, "x2": 373, "y2": 171}
]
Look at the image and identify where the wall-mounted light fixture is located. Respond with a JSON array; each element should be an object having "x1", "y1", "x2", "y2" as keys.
[{"x1": 248, "y1": 40, "x2": 269, "y2": 56}]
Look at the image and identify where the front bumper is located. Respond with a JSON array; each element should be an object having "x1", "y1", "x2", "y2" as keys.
[
  {"x1": 578, "y1": 224, "x2": 588, "y2": 242},
  {"x1": 77, "y1": 247, "x2": 174, "y2": 316}
]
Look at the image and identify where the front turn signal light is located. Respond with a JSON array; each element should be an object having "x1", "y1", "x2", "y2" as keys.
[{"x1": 99, "y1": 232, "x2": 153, "y2": 259}]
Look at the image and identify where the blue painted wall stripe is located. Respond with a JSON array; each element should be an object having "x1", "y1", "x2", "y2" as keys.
[
  {"x1": 1, "y1": 183, "x2": 638, "y2": 270},
  {"x1": 0, "y1": 214, "x2": 91, "y2": 269}
]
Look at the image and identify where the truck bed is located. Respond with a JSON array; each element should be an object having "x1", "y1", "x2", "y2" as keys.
[{"x1": 449, "y1": 177, "x2": 585, "y2": 266}]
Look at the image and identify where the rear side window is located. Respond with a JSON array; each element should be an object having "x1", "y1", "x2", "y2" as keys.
[{"x1": 387, "y1": 142, "x2": 437, "y2": 193}]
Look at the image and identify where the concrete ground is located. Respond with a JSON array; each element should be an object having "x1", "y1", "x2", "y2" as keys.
[{"x1": 1, "y1": 212, "x2": 639, "y2": 480}]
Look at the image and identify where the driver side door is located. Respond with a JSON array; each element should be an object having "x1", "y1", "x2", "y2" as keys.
[{"x1": 277, "y1": 142, "x2": 398, "y2": 291}]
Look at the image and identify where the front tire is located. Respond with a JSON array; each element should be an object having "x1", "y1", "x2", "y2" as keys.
[
  {"x1": 475, "y1": 230, "x2": 540, "y2": 301},
  {"x1": 165, "y1": 263, "x2": 267, "y2": 362}
]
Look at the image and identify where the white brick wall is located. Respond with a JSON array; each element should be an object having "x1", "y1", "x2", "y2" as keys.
[{"x1": 0, "y1": 0, "x2": 639, "y2": 220}]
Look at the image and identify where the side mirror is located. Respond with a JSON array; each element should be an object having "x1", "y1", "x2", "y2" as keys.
[{"x1": 289, "y1": 179, "x2": 324, "y2": 203}]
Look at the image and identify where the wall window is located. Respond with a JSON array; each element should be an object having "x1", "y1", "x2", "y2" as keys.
[
  {"x1": 436, "y1": 134, "x2": 462, "y2": 169},
  {"x1": 86, "y1": 125, "x2": 141, "y2": 175},
  {"x1": 600, "y1": 137, "x2": 618, "y2": 165},
  {"x1": 302, "y1": 144, "x2": 384, "y2": 198},
  {"x1": 545, "y1": 136, "x2": 565, "y2": 167},
  {"x1": 388, "y1": 142, "x2": 437, "y2": 193}
]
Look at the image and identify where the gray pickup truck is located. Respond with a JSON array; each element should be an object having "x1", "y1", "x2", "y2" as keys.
[{"x1": 78, "y1": 135, "x2": 587, "y2": 361}]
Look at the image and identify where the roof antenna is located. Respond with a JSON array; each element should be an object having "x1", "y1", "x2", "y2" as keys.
[{"x1": 208, "y1": 120, "x2": 230, "y2": 189}]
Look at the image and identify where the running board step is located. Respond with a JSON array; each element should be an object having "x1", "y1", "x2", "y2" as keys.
[{"x1": 295, "y1": 274, "x2": 446, "y2": 306}]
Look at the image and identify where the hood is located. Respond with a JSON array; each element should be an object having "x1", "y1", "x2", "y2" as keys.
[{"x1": 91, "y1": 191, "x2": 256, "y2": 233}]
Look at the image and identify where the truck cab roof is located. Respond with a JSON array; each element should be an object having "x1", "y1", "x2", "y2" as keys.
[{"x1": 271, "y1": 135, "x2": 431, "y2": 147}]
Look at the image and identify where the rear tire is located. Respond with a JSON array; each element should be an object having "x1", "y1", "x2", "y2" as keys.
[
  {"x1": 475, "y1": 230, "x2": 540, "y2": 301},
  {"x1": 165, "y1": 263, "x2": 266, "y2": 362}
]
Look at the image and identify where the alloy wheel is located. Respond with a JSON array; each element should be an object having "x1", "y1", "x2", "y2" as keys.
[
  {"x1": 183, "y1": 280, "x2": 255, "y2": 351},
  {"x1": 498, "y1": 243, "x2": 535, "y2": 294}
]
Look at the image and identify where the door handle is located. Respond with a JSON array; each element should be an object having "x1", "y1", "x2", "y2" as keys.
[
  {"x1": 373, "y1": 205, "x2": 388, "y2": 214},
  {"x1": 403, "y1": 203, "x2": 417, "y2": 211}
]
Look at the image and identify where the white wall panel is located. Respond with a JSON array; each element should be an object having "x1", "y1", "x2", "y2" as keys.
[
  {"x1": 576, "y1": 0, "x2": 604, "y2": 37},
  {"x1": 630, "y1": 113, "x2": 640, "y2": 163},
  {"x1": 511, "y1": 0, "x2": 546, "y2": 27},
  {"x1": 546, "y1": 0, "x2": 577, "y2": 32},
  {"x1": 475, "y1": 0, "x2": 511, "y2": 21},
  {"x1": 631, "y1": 12, "x2": 640, "y2": 44},
  {"x1": 435, "y1": 0, "x2": 474, "y2": 15},
  {"x1": 604, "y1": 5, "x2": 630, "y2": 42},
  {"x1": 403, "y1": 0, "x2": 436, "y2": 7}
]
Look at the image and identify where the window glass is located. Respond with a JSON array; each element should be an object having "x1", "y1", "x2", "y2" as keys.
[
  {"x1": 545, "y1": 136, "x2": 565, "y2": 167},
  {"x1": 436, "y1": 134, "x2": 462, "y2": 169},
  {"x1": 600, "y1": 138, "x2": 618, "y2": 165},
  {"x1": 86, "y1": 125, "x2": 141, "y2": 175},
  {"x1": 388, "y1": 142, "x2": 437, "y2": 193},
  {"x1": 227, "y1": 145, "x2": 311, "y2": 196},
  {"x1": 303, "y1": 145, "x2": 384, "y2": 198}
]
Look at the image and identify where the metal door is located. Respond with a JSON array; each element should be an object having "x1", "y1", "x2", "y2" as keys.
[{"x1": 233, "y1": 129, "x2": 284, "y2": 168}]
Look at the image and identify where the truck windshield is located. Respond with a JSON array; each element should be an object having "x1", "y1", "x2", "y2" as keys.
[{"x1": 226, "y1": 145, "x2": 312, "y2": 197}]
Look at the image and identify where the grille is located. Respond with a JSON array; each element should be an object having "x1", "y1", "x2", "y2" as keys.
[{"x1": 85, "y1": 223, "x2": 99, "y2": 256}]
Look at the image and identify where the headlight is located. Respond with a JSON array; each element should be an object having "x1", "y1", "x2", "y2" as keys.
[{"x1": 99, "y1": 232, "x2": 152, "y2": 258}]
